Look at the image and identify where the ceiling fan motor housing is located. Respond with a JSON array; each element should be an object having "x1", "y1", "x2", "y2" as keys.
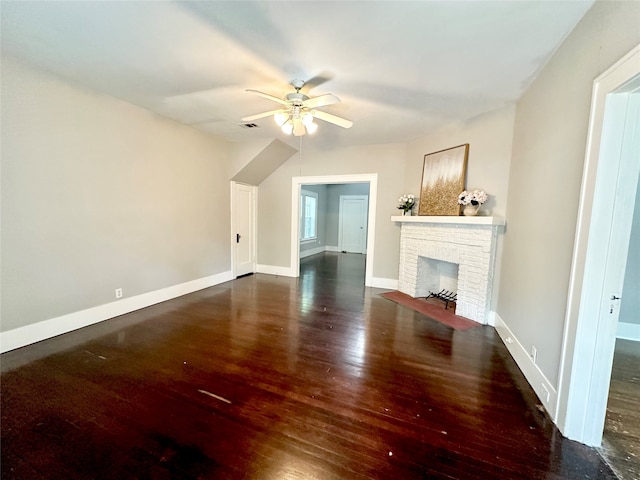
[
  {"x1": 290, "y1": 79, "x2": 305, "y2": 90},
  {"x1": 285, "y1": 92, "x2": 308, "y2": 105}
]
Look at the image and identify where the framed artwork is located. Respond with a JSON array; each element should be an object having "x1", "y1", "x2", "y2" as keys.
[{"x1": 418, "y1": 144, "x2": 469, "y2": 216}]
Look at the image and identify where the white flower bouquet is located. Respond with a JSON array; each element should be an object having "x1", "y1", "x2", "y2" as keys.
[
  {"x1": 397, "y1": 194, "x2": 416, "y2": 214},
  {"x1": 458, "y1": 189, "x2": 488, "y2": 206}
]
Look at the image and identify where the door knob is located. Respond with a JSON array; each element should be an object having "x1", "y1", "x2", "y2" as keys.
[{"x1": 236, "y1": 233, "x2": 241, "y2": 243}]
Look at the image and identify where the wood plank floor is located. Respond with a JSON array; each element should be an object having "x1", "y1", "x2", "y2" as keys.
[
  {"x1": 1, "y1": 252, "x2": 617, "y2": 479},
  {"x1": 601, "y1": 339, "x2": 640, "y2": 480}
]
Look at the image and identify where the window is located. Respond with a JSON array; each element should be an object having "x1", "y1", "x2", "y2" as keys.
[{"x1": 300, "y1": 189, "x2": 318, "y2": 242}]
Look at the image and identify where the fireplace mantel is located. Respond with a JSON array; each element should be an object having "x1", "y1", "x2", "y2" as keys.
[{"x1": 391, "y1": 215, "x2": 505, "y2": 226}]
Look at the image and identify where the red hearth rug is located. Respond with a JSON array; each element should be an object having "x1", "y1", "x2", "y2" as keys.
[{"x1": 380, "y1": 291, "x2": 480, "y2": 331}]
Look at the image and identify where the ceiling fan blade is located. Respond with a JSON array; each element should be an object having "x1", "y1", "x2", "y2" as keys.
[
  {"x1": 303, "y1": 93, "x2": 340, "y2": 109},
  {"x1": 303, "y1": 71, "x2": 334, "y2": 92},
  {"x1": 241, "y1": 109, "x2": 285, "y2": 122},
  {"x1": 245, "y1": 89, "x2": 289, "y2": 106},
  {"x1": 293, "y1": 118, "x2": 305, "y2": 136},
  {"x1": 312, "y1": 110, "x2": 353, "y2": 129}
]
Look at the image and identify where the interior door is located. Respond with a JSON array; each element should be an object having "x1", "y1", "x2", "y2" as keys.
[
  {"x1": 339, "y1": 195, "x2": 368, "y2": 254},
  {"x1": 589, "y1": 89, "x2": 640, "y2": 440},
  {"x1": 234, "y1": 182, "x2": 255, "y2": 277},
  {"x1": 576, "y1": 85, "x2": 640, "y2": 444}
]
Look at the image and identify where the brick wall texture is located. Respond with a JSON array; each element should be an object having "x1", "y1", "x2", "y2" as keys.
[{"x1": 398, "y1": 223, "x2": 499, "y2": 324}]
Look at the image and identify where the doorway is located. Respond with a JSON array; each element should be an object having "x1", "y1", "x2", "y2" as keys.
[
  {"x1": 558, "y1": 44, "x2": 640, "y2": 447},
  {"x1": 290, "y1": 174, "x2": 378, "y2": 286},
  {"x1": 602, "y1": 337, "x2": 640, "y2": 479}
]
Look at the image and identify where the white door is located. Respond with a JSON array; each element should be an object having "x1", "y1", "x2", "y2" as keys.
[
  {"x1": 338, "y1": 195, "x2": 368, "y2": 254},
  {"x1": 233, "y1": 182, "x2": 255, "y2": 277}
]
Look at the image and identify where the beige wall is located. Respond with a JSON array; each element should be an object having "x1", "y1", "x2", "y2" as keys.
[
  {"x1": 257, "y1": 104, "x2": 516, "y2": 284},
  {"x1": 257, "y1": 143, "x2": 406, "y2": 280},
  {"x1": 405, "y1": 105, "x2": 516, "y2": 217},
  {"x1": 258, "y1": 104, "x2": 516, "y2": 284},
  {"x1": 498, "y1": 0, "x2": 640, "y2": 386},
  {"x1": 1, "y1": 57, "x2": 232, "y2": 332},
  {"x1": 404, "y1": 106, "x2": 516, "y2": 310}
]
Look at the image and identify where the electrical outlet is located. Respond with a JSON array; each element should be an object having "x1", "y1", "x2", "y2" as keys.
[
  {"x1": 541, "y1": 384, "x2": 550, "y2": 403},
  {"x1": 530, "y1": 346, "x2": 537, "y2": 364},
  {"x1": 115, "y1": 288, "x2": 123, "y2": 299}
]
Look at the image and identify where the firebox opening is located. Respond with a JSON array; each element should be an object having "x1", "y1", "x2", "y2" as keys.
[{"x1": 419, "y1": 257, "x2": 459, "y2": 312}]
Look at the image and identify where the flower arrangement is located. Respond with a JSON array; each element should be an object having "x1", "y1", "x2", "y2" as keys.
[
  {"x1": 458, "y1": 189, "x2": 488, "y2": 206},
  {"x1": 397, "y1": 194, "x2": 416, "y2": 214}
]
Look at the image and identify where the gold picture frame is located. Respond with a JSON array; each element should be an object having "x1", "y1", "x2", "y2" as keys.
[{"x1": 418, "y1": 144, "x2": 469, "y2": 216}]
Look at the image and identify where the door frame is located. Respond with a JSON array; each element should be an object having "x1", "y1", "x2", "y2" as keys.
[
  {"x1": 230, "y1": 181, "x2": 257, "y2": 278},
  {"x1": 338, "y1": 194, "x2": 369, "y2": 253},
  {"x1": 556, "y1": 43, "x2": 640, "y2": 446},
  {"x1": 291, "y1": 174, "x2": 377, "y2": 286}
]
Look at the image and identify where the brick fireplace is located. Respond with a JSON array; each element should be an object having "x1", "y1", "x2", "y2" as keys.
[{"x1": 392, "y1": 216, "x2": 505, "y2": 324}]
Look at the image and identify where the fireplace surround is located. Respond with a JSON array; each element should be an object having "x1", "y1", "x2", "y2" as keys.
[{"x1": 392, "y1": 215, "x2": 505, "y2": 324}]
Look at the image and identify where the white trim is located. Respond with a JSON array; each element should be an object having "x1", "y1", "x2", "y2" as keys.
[
  {"x1": 0, "y1": 271, "x2": 233, "y2": 353},
  {"x1": 391, "y1": 215, "x2": 506, "y2": 226},
  {"x1": 326, "y1": 245, "x2": 340, "y2": 252},
  {"x1": 300, "y1": 245, "x2": 327, "y2": 259},
  {"x1": 256, "y1": 264, "x2": 295, "y2": 277},
  {"x1": 369, "y1": 277, "x2": 398, "y2": 290},
  {"x1": 291, "y1": 174, "x2": 378, "y2": 287},
  {"x1": 617, "y1": 322, "x2": 640, "y2": 341},
  {"x1": 494, "y1": 313, "x2": 558, "y2": 418},
  {"x1": 558, "y1": 43, "x2": 640, "y2": 445}
]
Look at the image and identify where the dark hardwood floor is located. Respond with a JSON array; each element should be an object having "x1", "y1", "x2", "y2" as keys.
[
  {"x1": 1, "y1": 252, "x2": 617, "y2": 479},
  {"x1": 601, "y1": 338, "x2": 640, "y2": 480}
]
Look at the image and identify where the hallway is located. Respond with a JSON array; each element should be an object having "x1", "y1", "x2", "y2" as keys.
[{"x1": 601, "y1": 338, "x2": 640, "y2": 480}]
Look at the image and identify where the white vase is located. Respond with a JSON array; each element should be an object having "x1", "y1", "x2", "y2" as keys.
[
  {"x1": 403, "y1": 209, "x2": 412, "y2": 216},
  {"x1": 463, "y1": 204, "x2": 480, "y2": 216}
]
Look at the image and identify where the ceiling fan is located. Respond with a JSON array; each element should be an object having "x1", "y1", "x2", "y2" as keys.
[{"x1": 241, "y1": 79, "x2": 353, "y2": 136}]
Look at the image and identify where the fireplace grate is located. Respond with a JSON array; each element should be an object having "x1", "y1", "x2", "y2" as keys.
[{"x1": 426, "y1": 289, "x2": 457, "y2": 310}]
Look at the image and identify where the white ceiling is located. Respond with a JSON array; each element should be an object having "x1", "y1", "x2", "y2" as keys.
[{"x1": 1, "y1": 1, "x2": 595, "y2": 149}]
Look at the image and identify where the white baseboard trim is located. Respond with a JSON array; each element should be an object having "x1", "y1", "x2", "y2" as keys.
[
  {"x1": 617, "y1": 321, "x2": 640, "y2": 341},
  {"x1": 326, "y1": 246, "x2": 340, "y2": 252},
  {"x1": 0, "y1": 270, "x2": 234, "y2": 354},
  {"x1": 300, "y1": 245, "x2": 327, "y2": 259},
  {"x1": 369, "y1": 277, "x2": 399, "y2": 290},
  {"x1": 256, "y1": 264, "x2": 295, "y2": 277},
  {"x1": 493, "y1": 312, "x2": 558, "y2": 420}
]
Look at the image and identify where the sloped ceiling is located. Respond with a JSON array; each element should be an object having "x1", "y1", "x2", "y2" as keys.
[{"x1": 1, "y1": 1, "x2": 595, "y2": 149}]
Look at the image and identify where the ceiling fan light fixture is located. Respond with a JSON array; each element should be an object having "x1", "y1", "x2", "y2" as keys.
[
  {"x1": 281, "y1": 120, "x2": 294, "y2": 135},
  {"x1": 302, "y1": 112, "x2": 314, "y2": 127},
  {"x1": 306, "y1": 122, "x2": 318, "y2": 134},
  {"x1": 274, "y1": 112, "x2": 288, "y2": 126}
]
